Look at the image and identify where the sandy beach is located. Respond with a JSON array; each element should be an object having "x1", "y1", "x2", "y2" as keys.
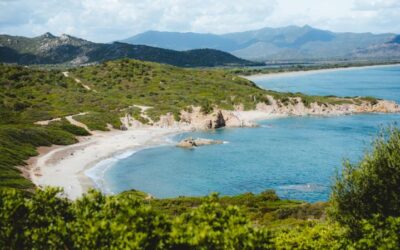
[
  {"x1": 29, "y1": 127, "x2": 183, "y2": 199},
  {"x1": 243, "y1": 63, "x2": 400, "y2": 81}
]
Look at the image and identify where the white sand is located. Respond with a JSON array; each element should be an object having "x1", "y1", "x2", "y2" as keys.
[
  {"x1": 29, "y1": 127, "x2": 182, "y2": 199},
  {"x1": 244, "y1": 63, "x2": 400, "y2": 81}
]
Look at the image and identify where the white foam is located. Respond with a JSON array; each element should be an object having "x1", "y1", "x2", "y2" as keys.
[{"x1": 84, "y1": 133, "x2": 178, "y2": 195}]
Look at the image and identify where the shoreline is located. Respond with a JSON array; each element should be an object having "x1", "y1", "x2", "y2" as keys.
[
  {"x1": 243, "y1": 63, "x2": 400, "y2": 80},
  {"x1": 84, "y1": 133, "x2": 180, "y2": 196},
  {"x1": 28, "y1": 110, "x2": 281, "y2": 200},
  {"x1": 27, "y1": 89, "x2": 400, "y2": 200},
  {"x1": 29, "y1": 127, "x2": 185, "y2": 199}
]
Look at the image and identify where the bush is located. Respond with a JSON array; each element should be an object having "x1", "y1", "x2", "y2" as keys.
[
  {"x1": 49, "y1": 118, "x2": 90, "y2": 136},
  {"x1": 330, "y1": 127, "x2": 400, "y2": 235},
  {"x1": 352, "y1": 215, "x2": 400, "y2": 249},
  {"x1": 0, "y1": 189, "x2": 275, "y2": 249},
  {"x1": 274, "y1": 222, "x2": 348, "y2": 249},
  {"x1": 167, "y1": 194, "x2": 274, "y2": 249}
]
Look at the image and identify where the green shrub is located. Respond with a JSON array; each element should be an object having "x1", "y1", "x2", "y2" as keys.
[
  {"x1": 0, "y1": 188, "x2": 276, "y2": 249},
  {"x1": 331, "y1": 127, "x2": 400, "y2": 235},
  {"x1": 168, "y1": 194, "x2": 274, "y2": 249},
  {"x1": 274, "y1": 222, "x2": 348, "y2": 249},
  {"x1": 352, "y1": 215, "x2": 400, "y2": 249},
  {"x1": 48, "y1": 118, "x2": 91, "y2": 136}
]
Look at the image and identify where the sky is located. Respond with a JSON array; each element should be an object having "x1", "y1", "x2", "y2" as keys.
[{"x1": 0, "y1": 0, "x2": 399, "y2": 42}]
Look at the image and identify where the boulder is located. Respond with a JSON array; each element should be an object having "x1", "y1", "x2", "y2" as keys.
[
  {"x1": 176, "y1": 137, "x2": 224, "y2": 149},
  {"x1": 120, "y1": 124, "x2": 128, "y2": 131}
]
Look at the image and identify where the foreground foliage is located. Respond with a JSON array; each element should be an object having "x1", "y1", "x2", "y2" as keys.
[
  {"x1": 0, "y1": 189, "x2": 274, "y2": 249},
  {"x1": 331, "y1": 127, "x2": 400, "y2": 235}
]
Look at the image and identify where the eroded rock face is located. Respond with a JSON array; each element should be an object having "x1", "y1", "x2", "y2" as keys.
[
  {"x1": 214, "y1": 111, "x2": 226, "y2": 129},
  {"x1": 128, "y1": 96, "x2": 400, "y2": 130},
  {"x1": 176, "y1": 137, "x2": 224, "y2": 148}
]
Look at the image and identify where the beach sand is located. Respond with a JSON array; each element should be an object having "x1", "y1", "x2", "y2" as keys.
[
  {"x1": 243, "y1": 63, "x2": 400, "y2": 81},
  {"x1": 29, "y1": 127, "x2": 182, "y2": 199}
]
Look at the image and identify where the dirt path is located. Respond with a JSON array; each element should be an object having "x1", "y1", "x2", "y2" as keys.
[{"x1": 63, "y1": 71, "x2": 95, "y2": 92}]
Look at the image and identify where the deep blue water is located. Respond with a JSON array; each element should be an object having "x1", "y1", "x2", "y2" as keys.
[{"x1": 98, "y1": 65, "x2": 400, "y2": 202}]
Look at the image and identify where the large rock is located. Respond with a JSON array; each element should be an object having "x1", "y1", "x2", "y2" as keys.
[{"x1": 177, "y1": 137, "x2": 224, "y2": 149}]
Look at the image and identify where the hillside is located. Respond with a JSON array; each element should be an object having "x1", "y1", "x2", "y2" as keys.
[
  {"x1": 122, "y1": 25, "x2": 399, "y2": 62},
  {"x1": 0, "y1": 33, "x2": 258, "y2": 67}
]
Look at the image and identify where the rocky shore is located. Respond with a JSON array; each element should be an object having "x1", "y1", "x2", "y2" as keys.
[
  {"x1": 119, "y1": 95, "x2": 400, "y2": 131},
  {"x1": 30, "y1": 94, "x2": 400, "y2": 200}
]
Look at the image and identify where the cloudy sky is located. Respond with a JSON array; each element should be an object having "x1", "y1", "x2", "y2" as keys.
[{"x1": 0, "y1": 0, "x2": 399, "y2": 42}]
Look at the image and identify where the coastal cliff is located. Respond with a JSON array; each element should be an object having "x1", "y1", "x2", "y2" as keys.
[{"x1": 119, "y1": 95, "x2": 400, "y2": 131}]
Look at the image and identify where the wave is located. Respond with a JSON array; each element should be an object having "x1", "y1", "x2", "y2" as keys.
[
  {"x1": 278, "y1": 183, "x2": 328, "y2": 192},
  {"x1": 84, "y1": 133, "x2": 178, "y2": 195}
]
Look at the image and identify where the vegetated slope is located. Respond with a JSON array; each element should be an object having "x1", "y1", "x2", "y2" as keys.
[
  {"x1": 122, "y1": 25, "x2": 399, "y2": 62},
  {"x1": 0, "y1": 33, "x2": 258, "y2": 67}
]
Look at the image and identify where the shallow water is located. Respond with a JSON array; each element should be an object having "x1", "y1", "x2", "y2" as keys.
[{"x1": 97, "y1": 65, "x2": 400, "y2": 202}]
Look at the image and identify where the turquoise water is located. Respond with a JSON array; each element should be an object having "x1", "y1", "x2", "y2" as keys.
[
  {"x1": 255, "y1": 65, "x2": 400, "y2": 102},
  {"x1": 99, "y1": 65, "x2": 400, "y2": 202}
]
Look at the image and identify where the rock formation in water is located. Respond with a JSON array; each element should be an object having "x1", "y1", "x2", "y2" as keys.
[{"x1": 177, "y1": 137, "x2": 224, "y2": 148}]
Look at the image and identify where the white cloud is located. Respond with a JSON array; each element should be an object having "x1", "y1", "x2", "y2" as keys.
[
  {"x1": 0, "y1": 0, "x2": 398, "y2": 42},
  {"x1": 353, "y1": 0, "x2": 400, "y2": 10}
]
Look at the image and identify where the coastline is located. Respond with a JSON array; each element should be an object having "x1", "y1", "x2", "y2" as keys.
[
  {"x1": 27, "y1": 89, "x2": 400, "y2": 200},
  {"x1": 28, "y1": 110, "x2": 281, "y2": 200},
  {"x1": 243, "y1": 63, "x2": 400, "y2": 80}
]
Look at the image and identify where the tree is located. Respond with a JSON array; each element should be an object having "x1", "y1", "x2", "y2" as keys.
[{"x1": 330, "y1": 127, "x2": 400, "y2": 235}]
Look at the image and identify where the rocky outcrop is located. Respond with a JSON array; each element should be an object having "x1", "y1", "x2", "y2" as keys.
[
  {"x1": 214, "y1": 111, "x2": 226, "y2": 129},
  {"x1": 177, "y1": 137, "x2": 224, "y2": 149},
  {"x1": 124, "y1": 96, "x2": 400, "y2": 131}
]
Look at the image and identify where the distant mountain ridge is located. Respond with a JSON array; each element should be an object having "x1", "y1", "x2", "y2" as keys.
[
  {"x1": 122, "y1": 25, "x2": 399, "y2": 62},
  {"x1": 0, "y1": 33, "x2": 258, "y2": 67}
]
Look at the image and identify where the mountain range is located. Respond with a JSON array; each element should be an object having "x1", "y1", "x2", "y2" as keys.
[
  {"x1": 0, "y1": 33, "x2": 257, "y2": 67},
  {"x1": 121, "y1": 25, "x2": 400, "y2": 62}
]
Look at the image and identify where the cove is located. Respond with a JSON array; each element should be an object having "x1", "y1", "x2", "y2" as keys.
[{"x1": 98, "y1": 65, "x2": 400, "y2": 202}]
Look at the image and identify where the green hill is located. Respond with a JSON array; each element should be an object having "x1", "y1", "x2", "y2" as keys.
[{"x1": 0, "y1": 33, "x2": 259, "y2": 67}]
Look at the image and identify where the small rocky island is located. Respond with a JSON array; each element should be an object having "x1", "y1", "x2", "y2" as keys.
[{"x1": 177, "y1": 137, "x2": 224, "y2": 149}]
